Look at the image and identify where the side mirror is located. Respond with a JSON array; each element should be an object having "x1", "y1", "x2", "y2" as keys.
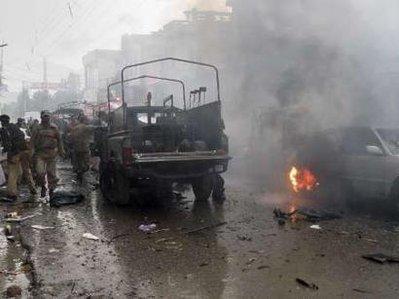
[{"x1": 366, "y1": 145, "x2": 384, "y2": 156}]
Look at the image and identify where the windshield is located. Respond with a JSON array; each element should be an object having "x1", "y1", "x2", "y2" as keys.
[{"x1": 376, "y1": 128, "x2": 399, "y2": 155}]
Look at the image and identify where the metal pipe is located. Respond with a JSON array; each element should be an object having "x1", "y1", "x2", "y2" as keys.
[
  {"x1": 107, "y1": 74, "x2": 187, "y2": 129},
  {"x1": 120, "y1": 58, "x2": 221, "y2": 127}
]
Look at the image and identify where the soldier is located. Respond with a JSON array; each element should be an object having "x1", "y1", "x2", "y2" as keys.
[
  {"x1": 70, "y1": 114, "x2": 92, "y2": 183},
  {"x1": 0, "y1": 115, "x2": 35, "y2": 199},
  {"x1": 31, "y1": 111, "x2": 65, "y2": 198}
]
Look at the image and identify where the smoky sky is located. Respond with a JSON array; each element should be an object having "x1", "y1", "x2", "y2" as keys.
[{"x1": 0, "y1": 0, "x2": 229, "y2": 92}]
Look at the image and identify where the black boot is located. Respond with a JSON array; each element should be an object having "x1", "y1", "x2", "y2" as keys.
[{"x1": 40, "y1": 186, "x2": 47, "y2": 198}]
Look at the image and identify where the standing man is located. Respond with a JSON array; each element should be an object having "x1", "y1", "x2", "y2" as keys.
[
  {"x1": 15, "y1": 117, "x2": 36, "y2": 195},
  {"x1": 0, "y1": 115, "x2": 34, "y2": 200},
  {"x1": 31, "y1": 111, "x2": 65, "y2": 198},
  {"x1": 70, "y1": 114, "x2": 92, "y2": 183}
]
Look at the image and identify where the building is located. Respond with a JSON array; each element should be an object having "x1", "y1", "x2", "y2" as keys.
[{"x1": 82, "y1": 49, "x2": 122, "y2": 103}]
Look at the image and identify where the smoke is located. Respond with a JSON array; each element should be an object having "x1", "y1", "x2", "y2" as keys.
[{"x1": 187, "y1": 0, "x2": 229, "y2": 12}]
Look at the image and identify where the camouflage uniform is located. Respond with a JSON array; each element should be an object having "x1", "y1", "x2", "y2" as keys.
[
  {"x1": 70, "y1": 122, "x2": 92, "y2": 178},
  {"x1": 31, "y1": 123, "x2": 64, "y2": 191}
]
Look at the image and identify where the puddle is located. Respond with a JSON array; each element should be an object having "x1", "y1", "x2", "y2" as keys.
[{"x1": 0, "y1": 229, "x2": 31, "y2": 297}]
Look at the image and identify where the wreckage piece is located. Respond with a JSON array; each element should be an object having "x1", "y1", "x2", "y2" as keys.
[
  {"x1": 296, "y1": 208, "x2": 342, "y2": 222},
  {"x1": 50, "y1": 190, "x2": 84, "y2": 207},
  {"x1": 185, "y1": 221, "x2": 227, "y2": 234},
  {"x1": 362, "y1": 253, "x2": 399, "y2": 264},
  {"x1": 82, "y1": 233, "x2": 100, "y2": 241},
  {"x1": 273, "y1": 208, "x2": 298, "y2": 220},
  {"x1": 295, "y1": 278, "x2": 319, "y2": 290}
]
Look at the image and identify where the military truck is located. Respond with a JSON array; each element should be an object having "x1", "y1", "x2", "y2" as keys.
[{"x1": 98, "y1": 58, "x2": 231, "y2": 205}]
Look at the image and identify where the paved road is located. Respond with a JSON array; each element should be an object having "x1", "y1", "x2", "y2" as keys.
[{"x1": 1, "y1": 160, "x2": 399, "y2": 298}]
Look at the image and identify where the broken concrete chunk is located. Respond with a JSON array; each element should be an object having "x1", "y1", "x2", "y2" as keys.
[{"x1": 82, "y1": 233, "x2": 100, "y2": 241}]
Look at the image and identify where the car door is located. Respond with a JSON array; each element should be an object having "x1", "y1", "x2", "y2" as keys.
[{"x1": 341, "y1": 128, "x2": 386, "y2": 198}]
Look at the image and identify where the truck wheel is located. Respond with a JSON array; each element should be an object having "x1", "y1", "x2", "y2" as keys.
[
  {"x1": 212, "y1": 175, "x2": 226, "y2": 203},
  {"x1": 192, "y1": 175, "x2": 213, "y2": 201},
  {"x1": 99, "y1": 162, "x2": 111, "y2": 197},
  {"x1": 110, "y1": 170, "x2": 131, "y2": 205}
]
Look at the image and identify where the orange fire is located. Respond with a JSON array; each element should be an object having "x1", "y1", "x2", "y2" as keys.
[{"x1": 289, "y1": 166, "x2": 318, "y2": 193}]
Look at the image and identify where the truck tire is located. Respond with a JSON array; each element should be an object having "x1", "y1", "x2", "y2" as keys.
[
  {"x1": 389, "y1": 178, "x2": 399, "y2": 216},
  {"x1": 192, "y1": 175, "x2": 213, "y2": 201},
  {"x1": 110, "y1": 170, "x2": 131, "y2": 205},
  {"x1": 212, "y1": 174, "x2": 226, "y2": 203},
  {"x1": 100, "y1": 163, "x2": 130, "y2": 205}
]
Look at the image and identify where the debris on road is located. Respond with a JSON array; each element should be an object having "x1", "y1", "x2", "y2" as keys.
[
  {"x1": 363, "y1": 238, "x2": 378, "y2": 244},
  {"x1": 48, "y1": 248, "x2": 60, "y2": 253},
  {"x1": 6, "y1": 285, "x2": 22, "y2": 298},
  {"x1": 185, "y1": 221, "x2": 227, "y2": 234},
  {"x1": 362, "y1": 253, "x2": 399, "y2": 264},
  {"x1": 273, "y1": 208, "x2": 297, "y2": 220},
  {"x1": 4, "y1": 224, "x2": 12, "y2": 236},
  {"x1": 273, "y1": 207, "x2": 341, "y2": 224},
  {"x1": 310, "y1": 225, "x2": 321, "y2": 230},
  {"x1": 237, "y1": 235, "x2": 252, "y2": 241},
  {"x1": 246, "y1": 258, "x2": 256, "y2": 265},
  {"x1": 31, "y1": 225, "x2": 55, "y2": 230},
  {"x1": 353, "y1": 288, "x2": 373, "y2": 294},
  {"x1": 296, "y1": 278, "x2": 319, "y2": 290},
  {"x1": 138, "y1": 223, "x2": 157, "y2": 233},
  {"x1": 50, "y1": 189, "x2": 84, "y2": 207},
  {"x1": 297, "y1": 208, "x2": 341, "y2": 222},
  {"x1": 5, "y1": 212, "x2": 18, "y2": 219},
  {"x1": 82, "y1": 233, "x2": 100, "y2": 241},
  {"x1": 4, "y1": 214, "x2": 35, "y2": 223}
]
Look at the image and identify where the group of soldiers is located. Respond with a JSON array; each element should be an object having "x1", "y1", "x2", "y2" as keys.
[{"x1": 0, "y1": 110, "x2": 93, "y2": 200}]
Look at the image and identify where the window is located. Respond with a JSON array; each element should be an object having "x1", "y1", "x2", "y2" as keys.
[{"x1": 342, "y1": 128, "x2": 382, "y2": 155}]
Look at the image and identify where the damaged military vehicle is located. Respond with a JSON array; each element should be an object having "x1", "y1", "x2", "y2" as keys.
[{"x1": 97, "y1": 58, "x2": 231, "y2": 205}]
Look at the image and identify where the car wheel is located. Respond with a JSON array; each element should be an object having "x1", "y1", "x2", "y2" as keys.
[
  {"x1": 341, "y1": 180, "x2": 357, "y2": 210},
  {"x1": 389, "y1": 179, "x2": 399, "y2": 216},
  {"x1": 192, "y1": 175, "x2": 213, "y2": 201}
]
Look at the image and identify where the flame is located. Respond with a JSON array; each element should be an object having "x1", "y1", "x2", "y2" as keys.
[{"x1": 289, "y1": 166, "x2": 318, "y2": 193}]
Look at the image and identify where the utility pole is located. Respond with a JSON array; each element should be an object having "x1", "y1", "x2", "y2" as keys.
[
  {"x1": 0, "y1": 42, "x2": 8, "y2": 90},
  {"x1": 43, "y1": 57, "x2": 48, "y2": 91}
]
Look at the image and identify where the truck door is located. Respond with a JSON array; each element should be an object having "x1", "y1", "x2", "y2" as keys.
[{"x1": 341, "y1": 128, "x2": 386, "y2": 198}]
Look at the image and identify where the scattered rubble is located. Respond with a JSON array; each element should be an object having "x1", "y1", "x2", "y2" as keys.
[
  {"x1": 362, "y1": 253, "x2": 399, "y2": 264},
  {"x1": 5, "y1": 214, "x2": 35, "y2": 223},
  {"x1": 82, "y1": 233, "x2": 100, "y2": 241},
  {"x1": 6, "y1": 285, "x2": 22, "y2": 298},
  {"x1": 50, "y1": 189, "x2": 84, "y2": 207},
  {"x1": 273, "y1": 207, "x2": 341, "y2": 224},
  {"x1": 310, "y1": 225, "x2": 321, "y2": 230},
  {"x1": 138, "y1": 224, "x2": 157, "y2": 233},
  {"x1": 31, "y1": 225, "x2": 55, "y2": 230},
  {"x1": 185, "y1": 222, "x2": 227, "y2": 234},
  {"x1": 237, "y1": 235, "x2": 252, "y2": 241},
  {"x1": 296, "y1": 278, "x2": 319, "y2": 290}
]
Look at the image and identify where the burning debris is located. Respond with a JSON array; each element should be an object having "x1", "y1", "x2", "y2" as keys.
[{"x1": 289, "y1": 166, "x2": 318, "y2": 193}]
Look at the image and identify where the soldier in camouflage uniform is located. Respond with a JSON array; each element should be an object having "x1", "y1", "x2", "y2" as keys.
[
  {"x1": 31, "y1": 111, "x2": 65, "y2": 198},
  {"x1": 70, "y1": 114, "x2": 92, "y2": 183}
]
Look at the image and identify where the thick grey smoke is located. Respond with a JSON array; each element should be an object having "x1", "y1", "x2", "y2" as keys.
[{"x1": 202, "y1": 0, "x2": 399, "y2": 154}]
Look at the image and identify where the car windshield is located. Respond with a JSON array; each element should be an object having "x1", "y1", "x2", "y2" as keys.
[{"x1": 376, "y1": 128, "x2": 399, "y2": 155}]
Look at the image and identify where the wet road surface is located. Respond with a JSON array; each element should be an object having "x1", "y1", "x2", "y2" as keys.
[{"x1": 1, "y1": 159, "x2": 399, "y2": 298}]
